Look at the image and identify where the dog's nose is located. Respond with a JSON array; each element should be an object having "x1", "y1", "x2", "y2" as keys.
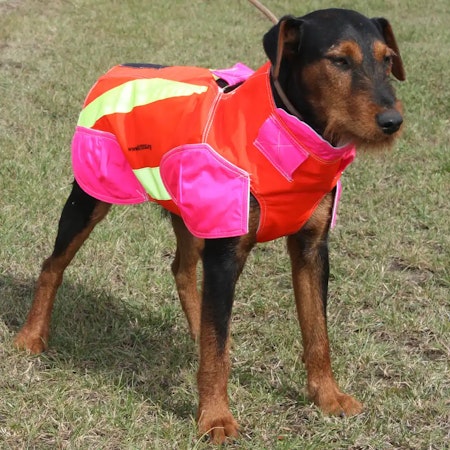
[{"x1": 376, "y1": 110, "x2": 403, "y2": 134}]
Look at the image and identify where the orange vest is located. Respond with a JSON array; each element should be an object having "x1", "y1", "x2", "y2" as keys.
[{"x1": 72, "y1": 63, "x2": 355, "y2": 242}]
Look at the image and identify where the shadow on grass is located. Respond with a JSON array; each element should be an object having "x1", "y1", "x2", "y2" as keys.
[
  {"x1": 1, "y1": 272, "x2": 312, "y2": 422},
  {"x1": 0, "y1": 273, "x2": 197, "y2": 418}
]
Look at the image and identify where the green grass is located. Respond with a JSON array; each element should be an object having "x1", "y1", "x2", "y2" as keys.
[{"x1": 1, "y1": 0, "x2": 449, "y2": 448}]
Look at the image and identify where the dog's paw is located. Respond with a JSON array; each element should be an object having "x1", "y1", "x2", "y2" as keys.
[
  {"x1": 309, "y1": 380, "x2": 363, "y2": 417},
  {"x1": 319, "y1": 391, "x2": 363, "y2": 417},
  {"x1": 14, "y1": 330, "x2": 47, "y2": 354},
  {"x1": 198, "y1": 406, "x2": 239, "y2": 444}
]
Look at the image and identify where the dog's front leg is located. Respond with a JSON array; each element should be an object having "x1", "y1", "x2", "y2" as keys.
[
  {"x1": 196, "y1": 237, "x2": 247, "y2": 444},
  {"x1": 287, "y1": 194, "x2": 363, "y2": 417}
]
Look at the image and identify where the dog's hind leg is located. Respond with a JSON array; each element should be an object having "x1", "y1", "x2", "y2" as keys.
[
  {"x1": 287, "y1": 193, "x2": 363, "y2": 417},
  {"x1": 15, "y1": 180, "x2": 111, "y2": 354},
  {"x1": 170, "y1": 213, "x2": 204, "y2": 341}
]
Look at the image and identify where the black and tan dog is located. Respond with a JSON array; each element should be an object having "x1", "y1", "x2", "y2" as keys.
[{"x1": 15, "y1": 8, "x2": 405, "y2": 444}]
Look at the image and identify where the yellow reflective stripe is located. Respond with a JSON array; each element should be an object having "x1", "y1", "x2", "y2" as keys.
[
  {"x1": 133, "y1": 167, "x2": 171, "y2": 201},
  {"x1": 78, "y1": 78, "x2": 208, "y2": 128}
]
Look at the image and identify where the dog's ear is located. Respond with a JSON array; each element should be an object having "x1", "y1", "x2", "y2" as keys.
[
  {"x1": 263, "y1": 15, "x2": 304, "y2": 71},
  {"x1": 372, "y1": 17, "x2": 406, "y2": 81}
]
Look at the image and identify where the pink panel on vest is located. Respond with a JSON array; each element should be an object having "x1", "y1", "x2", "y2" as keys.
[
  {"x1": 72, "y1": 126, "x2": 148, "y2": 204},
  {"x1": 211, "y1": 63, "x2": 255, "y2": 86},
  {"x1": 160, "y1": 144, "x2": 250, "y2": 238},
  {"x1": 338, "y1": 148, "x2": 356, "y2": 172},
  {"x1": 276, "y1": 109, "x2": 356, "y2": 161},
  {"x1": 254, "y1": 115, "x2": 309, "y2": 181}
]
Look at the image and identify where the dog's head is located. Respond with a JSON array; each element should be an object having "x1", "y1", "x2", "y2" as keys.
[{"x1": 263, "y1": 8, "x2": 405, "y2": 148}]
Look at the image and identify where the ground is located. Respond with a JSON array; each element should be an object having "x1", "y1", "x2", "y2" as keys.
[{"x1": 0, "y1": 0, "x2": 449, "y2": 448}]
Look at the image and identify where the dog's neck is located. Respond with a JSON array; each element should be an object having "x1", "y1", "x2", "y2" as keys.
[{"x1": 269, "y1": 63, "x2": 332, "y2": 145}]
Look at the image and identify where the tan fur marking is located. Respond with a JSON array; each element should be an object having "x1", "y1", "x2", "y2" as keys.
[
  {"x1": 327, "y1": 40, "x2": 363, "y2": 65},
  {"x1": 197, "y1": 325, "x2": 238, "y2": 444},
  {"x1": 171, "y1": 214, "x2": 204, "y2": 340},
  {"x1": 373, "y1": 40, "x2": 393, "y2": 62}
]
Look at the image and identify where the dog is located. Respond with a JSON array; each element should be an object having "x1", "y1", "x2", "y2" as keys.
[{"x1": 15, "y1": 8, "x2": 405, "y2": 444}]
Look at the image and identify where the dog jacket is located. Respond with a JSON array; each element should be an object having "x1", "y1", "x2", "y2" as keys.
[{"x1": 72, "y1": 62, "x2": 355, "y2": 242}]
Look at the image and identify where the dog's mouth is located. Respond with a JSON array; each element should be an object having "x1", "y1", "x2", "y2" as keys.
[{"x1": 323, "y1": 106, "x2": 404, "y2": 149}]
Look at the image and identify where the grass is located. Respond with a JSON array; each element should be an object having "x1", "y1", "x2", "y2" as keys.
[{"x1": 0, "y1": 0, "x2": 449, "y2": 448}]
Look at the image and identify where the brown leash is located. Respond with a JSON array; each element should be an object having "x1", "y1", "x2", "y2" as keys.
[{"x1": 247, "y1": 0, "x2": 278, "y2": 24}]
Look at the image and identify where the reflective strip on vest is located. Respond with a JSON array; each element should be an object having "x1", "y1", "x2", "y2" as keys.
[
  {"x1": 76, "y1": 77, "x2": 208, "y2": 200},
  {"x1": 77, "y1": 78, "x2": 208, "y2": 128},
  {"x1": 132, "y1": 166, "x2": 171, "y2": 201}
]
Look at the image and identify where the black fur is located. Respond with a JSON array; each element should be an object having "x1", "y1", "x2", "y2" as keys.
[{"x1": 53, "y1": 181, "x2": 99, "y2": 257}]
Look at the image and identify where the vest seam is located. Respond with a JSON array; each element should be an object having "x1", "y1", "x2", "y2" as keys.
[{"x1": 202, "y1": 89, "x2": 223, "y2": 142}]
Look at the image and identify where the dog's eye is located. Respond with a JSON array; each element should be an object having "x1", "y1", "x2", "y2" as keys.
[
  {"x1": 383, "y1": 55, "x2": 393, "y2": 66},
  {"x1": 383, "y1": 55, "x2": 393, "y2": 75},
  {"x1": 330, "y1": 56, "x2": 351, "y2": 69}
]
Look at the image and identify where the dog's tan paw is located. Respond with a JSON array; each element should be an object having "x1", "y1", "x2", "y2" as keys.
[
  {"x1": 198, "y1": 407, "x2": 239, "y2": 444},
  {"x1": 310, "y1": 380, "x2": 363, "y2": 417},
  {"x1": 319, "y1": 391, "x2": 363, "y2": 417},
  {"x1": 14, "y1": 330, "x2": 47, "y2": 354}
]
